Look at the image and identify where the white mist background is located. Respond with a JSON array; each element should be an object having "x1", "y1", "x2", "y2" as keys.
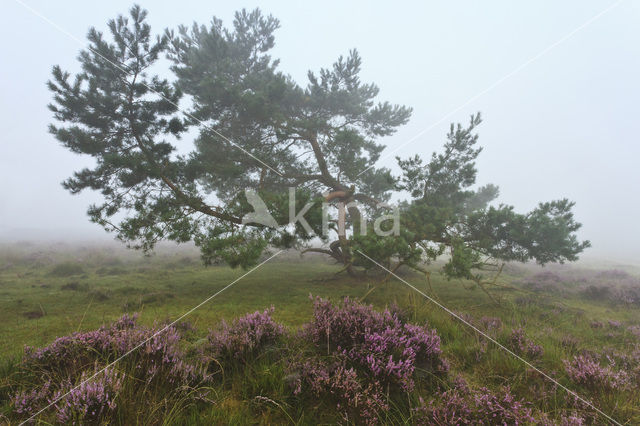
[{"x1": 1, "y1": 0, "x2": 639, "y2": 263}]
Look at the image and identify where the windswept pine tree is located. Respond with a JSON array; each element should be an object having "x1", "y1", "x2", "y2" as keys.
[{"x1": 48, "y1": 6, "x2": 589, "y2": 287}]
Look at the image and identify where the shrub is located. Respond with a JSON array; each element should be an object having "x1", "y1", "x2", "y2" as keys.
[
  {"x1": 61, "y1": 281, "x2": 89, "y2": 291},
  {"x1": 88, "y1": 289, "x2": 110, "y2": 301},
  {"x1": 288, "y1": 297, "x2": 450, "y2": 424},
  {"x1": 561, "y1": 335, "x2": 580, "y2": 351},
  {"x1": 479, "y1": 316, "x2": 503, "y2": 333},
  {"x1": 205, "y1": 307, "x2": 285, "y2": 362},
  {"x1": 14, "y1": 313, "x2": 206, "y2": 421},
  {"x1": 350, "y1": 322, "x2": 449, "y2": 391},
  {"x1": 12, "y1": 314, "x2": 207, "y2": 422},
  {"x1": 628, "y1": 325, "x2": 640, "y2": 339},
  {"x1": 563, "y1": 354, "x2": 629, "y2": 391},
  {"x1": 589, "y1": 321, "x2": 604, "y2": 329},
  {"x1": 291, "y1": 358, "x2": 387, "y2": 425},
  {"x1": 12, "y1": 368, "x2": 123, "y2": 424},
  {"x1": 595, "y1": 269, "x2": 631, "y2": 280},
  {"x1": 582, "y1": 285, "x2": 611, "y2": 300},
  {"x1": 508, "y1": 327, "x2": 544, "y2": 359},
  {"x1": 96, "y1": 266, "x2": 127, "y2": 276},
  {"x1": 304, "y1": 295, "x2": 401, "y2": 350},
  {"x1": 12, "y1": 380, "x2": 54, "y2": 418},
  {"x1": 48, "y1": 261, "x2": 85, "y2": 277},
  {"x1": 22, "y1": 310, "x2": 44, "y2": 320},
  {"x1": 21, "y1": 313, "x2": 144, "y2": 377},
  {"x1": 607, "y1": 320, "x2": 622, "y2": 329},
  {"x1": 304, "y1": 296, "x2": 449, "y2": 391},
  {"x1": 413, "y1": 383, "x2": 535, "y2": 425},
  {"x1": 539, "y1": 411, "x2": 586, "y2": 426},
  {"x1": 520, "y1": 271, "x2": 562, "y2": 292},
  {"x1": 52, "y1": 368, "x2": 123, "y2": 423},
  {"x1": 559, "y1": 414, "x2": 586, "y2": 426},
  {"x1": 612, "y1": 286, "x2": 640, "y2": 305}
]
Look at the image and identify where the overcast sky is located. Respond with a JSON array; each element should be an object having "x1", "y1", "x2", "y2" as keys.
[{"x1": 1, "y1": 0, "x2": 639, "y2": 262}]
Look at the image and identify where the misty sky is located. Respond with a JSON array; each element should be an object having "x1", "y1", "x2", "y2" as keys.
[{"x1": 1, "y1": 0, "x2": 639, "y2": 262}]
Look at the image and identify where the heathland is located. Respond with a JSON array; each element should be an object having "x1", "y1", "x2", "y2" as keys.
[{"x1": 1, "y1": 242, "x2": 639, "y2": 424}]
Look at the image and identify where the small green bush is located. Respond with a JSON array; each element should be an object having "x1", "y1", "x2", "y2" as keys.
[
  {"x1": 48, "y1": 262, "x2": 85, "y2": 277},
  {"x1": 61, "y1": 281, "x2": 89, "y2": 291}
]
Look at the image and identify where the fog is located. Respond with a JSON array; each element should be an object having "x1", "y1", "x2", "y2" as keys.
[{"x1": 1, "y1": 0, "x2": 639, "y2": 262}]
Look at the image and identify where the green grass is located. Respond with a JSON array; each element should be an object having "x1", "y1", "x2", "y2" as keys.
[{"x1": 1, "y1": 243, "x2": 639, "y2": 424}]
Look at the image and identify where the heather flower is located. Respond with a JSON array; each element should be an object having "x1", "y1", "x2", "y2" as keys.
[
  {"x1": 137, "y1": 326, "x2": 204, "y2": 385},
  {"x1": 508, "y1": 327, "x2": 544, "y2": 359},
  {"x1": 53, "y1": 368, "x2": 123, "y2": 423},
  {"x1": 289, "y1": 297, "x2": 450, "y2": 423},
  {"x1": 563, "y1": 354, "x2": 629, "y2": 391},
  {"x1": 607, "y1": 320, "x2": 622, "y2": 329},
  {"x1": 539, "y1": 411, "x2": 585, "y2": 425},
  {"x1": 351, "y1": 322, "x2": 448, "y2": 391},
  {"x1": 291, "y1": 358, "x2": 388, "y2": 425},
  {"x1": 12, "y1": 314, "x2": 206, "y2": 421},
  {"x1": 387, "y1": 301, "x2": 410, "y2": 323},
  {"x1": 479, "y1": 316, "x2": 503, "y2": 333},
  {"x1": 11, "y1": 380, "x2": 53, "y2": 417},
  {"x1": 590, "y1": 321, "x2": 604, "y2": 329},
  {"x1": 453, "y1": 310, "x2": 475, "y2": 324},
  {"x1": 413, "y1": 383, "x2": 535, "y2": 425},
  {"x1": 21, "y1": 313, "x2": 148, "y2": 378},
  {"x1": 595, "y1": 269, "x2": 631, "y2": 280},
  {"x1": 519, "y1": 271, "x2": 563, "y2": 292},
  {"x1": 304, "y1": 295, "x2": 402, "y2": 350},
  {"x1": 304, "y1": 296, "x2": 448, "y2": 391},
  {"x1": 561, "y1": 335, "x2": 580, "y2": 350},
  {"x1": 205, "y1": 307, "x2": 285, "y2": 361},
  {"x1": 560, "y1": 413, "x2": 586, "y2": 425},
  {"x1": 12, "y1": 368, "x2": 123, "y2": 423},
  {"x1": 627, "y1": 325, "x2": 640, "y2": 338}
]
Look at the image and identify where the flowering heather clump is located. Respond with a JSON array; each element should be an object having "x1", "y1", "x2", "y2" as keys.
[
  {"x1": 519, "y1": 271, "x2": 563, "y2": 292},
  {"x1": 11, "y1": 380, "x2": 53, "y2": 418},
  {"x1": 607, "y1": 320, "x2": 622, "y2": 329},
  {"x1": 304, "y1": 295, "x2": 401, "y2": 350},
  {"x1": 288, "y1": 297, "x2": 449, "y2": 423},
  {"x1": 292, "y1": 358, "x2": 388, "y2": 425},
  {"x1": 590, "y1": 320, "x2": 604, "y2": 329},
  {"x1": 561, "y1": 335, "x2": 580, "y2": 351},
  {"x1": 539, "y1": 411, "x2": 586, "y2": 426},
  {"x1": 582, "y1": 284, "x2": 612, "y2": 300},
  {"x1": 137, "y1": 326, "x2": 204, "y2": 385},
  {"x1": 206, "y1": 307, "x2": 285, "y2": 361},
  {"x1": 12, "y1": 314, "x2": 205, "y2": 421},
  {"x1": 563, "y1": 354, "x2": 629, "y2": 391},
  {"x1": 413, "y1": 384, "x2": 535, "y2": 425},
  {"x1": 304, "y1": 296, "x2": 448, "y2": 391},
  {"x1": 22, "y1": 313, "x2": 144, "y2": 377},
  {"x1": 535, "y1": 270, "x2": 563, "y2": 282},
  {"x1": 18, "y1": 313, "x2": 192, "y2": 384},
  {"x1": 595, "y1": 269, "x2": 631, "y2": 280},
  {"x1": 560, "y1": 413, "x2": 586, "y2": 426},
  {"x1": 12, "y1": 368, "x2": 123, "y2": 423},
  {"x1": 479, "y1": 316, "x2": 503, "y2": 333},
  {"x1": 453, "y1": 310, "x2": 475, "y2": 324},
  {"x1": 351, "y1": 322, "x2": 449, "y2": 391},
  {"x1": 508, "y1": 327, "x2": 544, "y2": 359},
  {"x1": 53, "y1": 368, "x2": 123, "y2": 423},
  {"x1": 628, "y1": 325, "x2": 640, "y2": 339},
  {"x1": 611, "y1": 287, "x2": 640, "y2": 305},
  {"x1": 388, "y1": 301, "x2": 410, "y2": 323}
]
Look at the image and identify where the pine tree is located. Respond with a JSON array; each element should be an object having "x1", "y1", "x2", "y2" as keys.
[{"x1": 48, "y1": 6, "x2": 589, "y2": 284}]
